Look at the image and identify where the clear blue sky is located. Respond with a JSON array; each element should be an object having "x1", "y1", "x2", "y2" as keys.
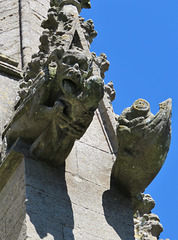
[{"x1": 82, "y1": 1, "x2": 178, "y2": 239}]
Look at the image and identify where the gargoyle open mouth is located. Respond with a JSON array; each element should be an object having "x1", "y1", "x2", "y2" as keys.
[{"x1": 62, "y1": 78, "x2": 79, "y2": 96}]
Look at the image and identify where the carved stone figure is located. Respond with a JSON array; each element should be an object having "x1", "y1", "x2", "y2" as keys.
[
  {"x1": 2, "y1": 47, "x2": 104, "y2": 167},
  {"x1": 112, "y1": 98, "x2": 172, "y2": 197},
  {"x1": 1, "y1": 0, "x2": 109, "y2": 167}
]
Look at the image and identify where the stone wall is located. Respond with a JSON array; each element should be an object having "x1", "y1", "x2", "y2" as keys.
[
  {"x1": 0, "y1": 112, "x2": 135, "y2": 240},
  {"x1": 0, "y1": 160, "x2": 26, "y2": 240},
  {"x1": 20, "y1": 0, "x2": 50, "y2": 65},
  {"x1": 0, "y1": 0, "x2": 21, "y2": 64},
  {"x1": 0, "y1": 73, "x2": 19, "y2": 140},
  {"x1": 0, "y1": 0, "x2": 50, "y2": 68}
]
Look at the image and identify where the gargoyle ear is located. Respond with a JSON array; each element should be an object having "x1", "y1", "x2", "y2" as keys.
[{"x1": 46, "y1": 47, "x2": 65, "y2": 65}]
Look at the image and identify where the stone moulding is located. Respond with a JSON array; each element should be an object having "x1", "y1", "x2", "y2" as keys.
[
  {"x1": 98, "y1": 81, "x2": 118, "y2": 155},
  {"x1": 112, "y1": 98, "x2": 172, "y2": 198},
  {"x1": 0, "y1": 54, "x2": 18, "y2": 68},
  {"x1": 0, "y1": 53, "x2": 22, "y2": 79}
]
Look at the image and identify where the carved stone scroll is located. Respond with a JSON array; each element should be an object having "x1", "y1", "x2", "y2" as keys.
[{"x1": 112, "y1": 98, "x2": 172, "y2": 197}]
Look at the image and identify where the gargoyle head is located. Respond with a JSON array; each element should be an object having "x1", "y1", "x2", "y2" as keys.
[
  {"x1": 45, "y1": 48, "x2": 104, "y2": 139},
  {"x1": 1, "y1": 48, "x2": 104, "y2": 166}
]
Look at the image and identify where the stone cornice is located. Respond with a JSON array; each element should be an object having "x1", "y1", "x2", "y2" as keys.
[{"x1": 0, "y1": 53, "x2": 22, "y2": 79}]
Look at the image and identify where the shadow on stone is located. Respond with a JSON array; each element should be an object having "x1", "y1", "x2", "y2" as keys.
[
  {"x1": 25, "y1": 159, "x2": 74, "y2": 240},
  {"x1": 102, "y1": 183, "x2": 135, "y2": 240}
]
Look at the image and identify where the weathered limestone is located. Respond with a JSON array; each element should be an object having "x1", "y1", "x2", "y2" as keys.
[
  {"x1": 1, "y1": 1, "x2": 110, "y2": 168},
  {"x1": 0, "y1": 0, "x2": 21, "y2": 64},
  {"x1": 2, "y1": 49, "x2": 104, "y2": 167},
  {"x1": 0, "y1": 158, "x2": 26, "y2": 240},
  {"x1": 112, "y1": 98, "x2": 172, "y2": 198},
  {"x1": 0, "y1": 113, "x2": 135, "y2": 240},
  {"x1": 0, "y1": 0, "x2": 172, "y2": 239},
  {"x1": 0, "y1": 54, "x2": 22, "y2": 79},
  {"x1": 20, "y1": 0, "x2": 50, "y2": 66},
  {"x1": 0, "y1": 54, "x2": 22, "y2": 157},
  {"x1": 134, "y1": 194, "x2": 163, "y2": 240},
  {"x1": 98, "y1": 81, "x2": 118, "y2": 155},
  {"x1": 0, "y1": 0, "x2": 50, "y2": 68},
  {"x1": 51, "y1": 0, "x2": 91, "y2": 10}
]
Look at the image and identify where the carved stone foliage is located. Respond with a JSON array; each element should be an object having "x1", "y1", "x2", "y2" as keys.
[
  {"x1": 1, "y1": 1, "x2": 109, "y2": 167},
  {"x1": 51, "y1": 0, "x2": 91, "y2": 10},
  {"x1": 134, "y1": 194, "x2": 163, "y2": 240},
  {"x1": 112, "y1": 98, "x2": 172, "y2": 197},
  {"x1": 23, "y1": 1, "x2": 108, "y2": 81}
]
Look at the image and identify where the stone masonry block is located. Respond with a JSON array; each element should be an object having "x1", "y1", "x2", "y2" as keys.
[
  {"x1": 76, "y1": 141, "x2": 114, "y2": 187},
  {"x1": 79, "y1": 113, "x2": 112, "y2": 153}
]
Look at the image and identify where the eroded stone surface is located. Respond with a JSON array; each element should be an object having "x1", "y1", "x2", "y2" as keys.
[
  {"x1": 1, "y1": 2, "x2": 110, "y2": 168},
  {"x1": 134, "y1": 194, "x2": 163, "y2": 240},
  {"x1": 112, "y1": 98, "x2": 172, "y2": 197},
  {"x1": 51, "y1": 0, "x2": 91, "y2": 10},
  {"x1": 98, "y1": 81, "x2": 118, "y2": 154},
  {"x1": 0, "y1": 0, "x2": 21, "y2": 63},
  {"x1": 0, "y1": 160, "x2": 26, "y2": 240},
  {"x1": 0, "y1": 1, "x2": 172, "y2": 240},
  {"x1": 0, "y1": 71, "x2": 20, "y2": 156}
]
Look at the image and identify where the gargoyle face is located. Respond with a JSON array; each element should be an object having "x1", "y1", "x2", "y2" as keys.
[
  {"x1": 47, "y1": 49, "x2": 104, "y2": 139},
  {"x1": 58, "y1": 50, "x2": 92, "y2": 97}
]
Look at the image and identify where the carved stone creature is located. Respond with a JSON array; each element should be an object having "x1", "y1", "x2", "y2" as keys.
[
  {"x1": 1, "y1": 0, "x2": 109, "y2": 167},
  {"x1": 2, "y1": 48, "x2": 104, "y2": 167},
  {"x1": 112, "y1": 98, "x2": 172, "y2": 197}
]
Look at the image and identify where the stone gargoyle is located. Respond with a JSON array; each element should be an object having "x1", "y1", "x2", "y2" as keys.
[
  {"x1": 112, "y1": 98, "x2": 172, "y2": 197},
  {"x1": 2, "y1": 47, "x2": 104, "y2": 167}
]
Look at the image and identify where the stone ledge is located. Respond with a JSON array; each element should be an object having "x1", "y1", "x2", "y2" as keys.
[
  {"x1": 0, "y1": 53, "x2": 18, "y2": 67},
  {"x1": 0, "y1": 53, "x2": 22, "y2": 79}
]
